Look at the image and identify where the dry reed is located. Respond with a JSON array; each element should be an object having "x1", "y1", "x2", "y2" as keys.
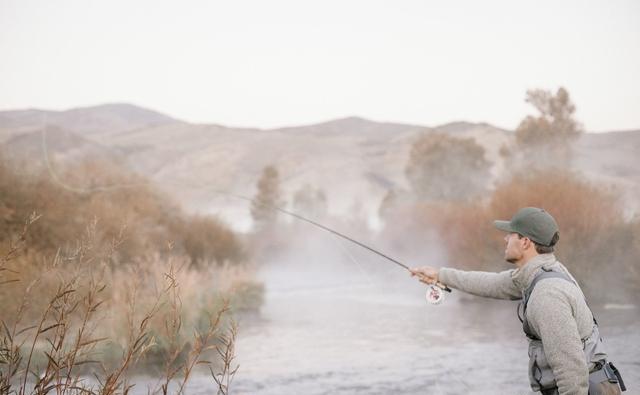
[{"x1": 1, "y1": 215, "x2": 249, "y2": 395}]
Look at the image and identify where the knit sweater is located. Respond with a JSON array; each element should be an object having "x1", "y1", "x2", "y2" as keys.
[{"x1": 439, "y1": 254, "x2": 600, "y2": 395}]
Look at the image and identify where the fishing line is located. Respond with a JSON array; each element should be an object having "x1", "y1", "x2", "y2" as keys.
[
  {"x1": 40, "y1": 115, "x2": 151, "y2": 193},
  {"x1": 329, "y1": 233, "x2": 376, "y2": 288}
]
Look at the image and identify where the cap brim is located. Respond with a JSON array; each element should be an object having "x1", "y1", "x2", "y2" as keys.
[{"x1": 493, "y1": 220, "x2": 514, "y2": 233}]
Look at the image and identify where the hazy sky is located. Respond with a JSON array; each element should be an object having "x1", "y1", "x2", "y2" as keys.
[{"x1": 1, "y1": 0, "x2": 639, "y2": 131}]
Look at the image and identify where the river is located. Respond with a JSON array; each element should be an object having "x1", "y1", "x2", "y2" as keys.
[
  {"x1": 221, "y1": 261, "x2": 638, "y2": 394},
  {"x1": 131, "y1": 257, "x2": 639, "y2": 394}
]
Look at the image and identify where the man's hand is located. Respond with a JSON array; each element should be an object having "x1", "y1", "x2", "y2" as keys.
[{"x1": 410, "y1": 266, "x2": 440, "y2": 285}]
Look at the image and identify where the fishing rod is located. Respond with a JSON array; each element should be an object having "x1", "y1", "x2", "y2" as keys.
[{"x1": 213, "y1": 190, "x2": 452, "y2": 299}]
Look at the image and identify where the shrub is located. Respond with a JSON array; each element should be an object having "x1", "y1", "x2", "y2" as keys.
[
  {"x1": 385, "y1": 169, "x2": 640, "y2": 302},
  {"x1": 0, "y1": 156, "x2": 244, "y2": 268},
  {"x1": 170, "y1": 215, "x2": 245, "y2": 267}
]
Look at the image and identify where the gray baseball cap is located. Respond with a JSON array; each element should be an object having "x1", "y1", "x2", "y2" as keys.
[{"x1": 494, "y1": 207, "x2": 559, "y2": 247}]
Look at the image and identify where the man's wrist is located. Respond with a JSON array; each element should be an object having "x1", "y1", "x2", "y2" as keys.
[{"x1": 438, "y1": 267, "x2": 454, "y2": 286}]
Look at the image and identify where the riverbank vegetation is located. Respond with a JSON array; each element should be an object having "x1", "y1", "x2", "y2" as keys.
[{"x1": 0, "y1": 157, "x2": 262, "y2": 393}]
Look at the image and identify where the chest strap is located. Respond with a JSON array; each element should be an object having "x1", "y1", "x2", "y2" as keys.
[{"x1": 518, "y1": 269, "x2": 578, "y2": 340}]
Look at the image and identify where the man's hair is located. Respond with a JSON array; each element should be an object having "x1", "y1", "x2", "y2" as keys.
[{"x1": 518, "y1": 232, "x2": 559, "y2": 254}]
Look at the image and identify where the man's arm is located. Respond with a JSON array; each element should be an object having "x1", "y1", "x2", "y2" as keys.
[
  {"x1": 411, "y1": 266, "x2": 521, "y2": 300},
  {"x1": 439, "y1": 268, "x2": 521, "y2": 300},
  {"x1": 527, "y1": 282, "x2": 589, "y2": 395}
]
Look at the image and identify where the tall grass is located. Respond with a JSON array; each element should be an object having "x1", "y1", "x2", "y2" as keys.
[{"x1": 1, "y1": 214, "x2": 249, "y2": 394}]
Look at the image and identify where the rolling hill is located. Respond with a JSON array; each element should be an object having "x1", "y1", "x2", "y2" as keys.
[{"x1": 1, "y1": 104, "x2": 637, "y2": 230}]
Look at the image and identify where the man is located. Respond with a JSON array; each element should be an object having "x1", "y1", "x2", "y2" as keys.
[{"x1": 411, "y1": 207, "x2": 624, "y2": 395}]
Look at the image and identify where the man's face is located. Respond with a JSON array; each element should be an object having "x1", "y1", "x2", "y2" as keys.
[{"x1": 504, "y1": 233, "x2": 525, "y2": 264}]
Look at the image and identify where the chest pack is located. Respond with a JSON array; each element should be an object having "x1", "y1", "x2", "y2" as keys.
[{"x1": 517, "y1": 268, "x2": 626, "y2": 393}]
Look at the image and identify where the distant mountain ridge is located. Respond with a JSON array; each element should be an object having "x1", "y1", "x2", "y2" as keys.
[
  {"x1": 1, "y1": 103, "x2": 638, "y2": 230},
  {"x1": 0, "y1": 103, "x2": 180, "y2": 139}
]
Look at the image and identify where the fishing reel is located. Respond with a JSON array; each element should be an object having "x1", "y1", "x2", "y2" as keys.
[{"x1": 425, "y1": 283, "x2": 450, "y2": 305}]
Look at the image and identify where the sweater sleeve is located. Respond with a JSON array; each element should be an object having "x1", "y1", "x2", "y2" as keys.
[
  {"x1": 438, "y1": 268, "x2": 521, "y2": 300},
  {"x1": 527, "y1": 282, "x2": 589, "y2": 395}
]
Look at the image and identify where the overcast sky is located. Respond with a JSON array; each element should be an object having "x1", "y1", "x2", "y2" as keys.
[{"x1": 1, "y1": 0, "x2": 639, "y2": 131}]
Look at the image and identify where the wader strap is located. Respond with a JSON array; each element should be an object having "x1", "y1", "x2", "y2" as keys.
[
  {"x1": 520, "y1": 268, "x2": 600, "y2": 340},
  {"x1": 588, "y1": 362, "x2": 626, "y2": 392},
  {"x1": 524, "y1": 270, "x2": 574, "y2": 306},
  {"x1": 609, "y1": 363, "x2": 627, "y2": 392},
  {"x1": 520, "y1": 270, "x2": 575, "y2": 340}
]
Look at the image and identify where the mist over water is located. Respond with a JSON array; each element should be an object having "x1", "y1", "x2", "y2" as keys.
[{"x1": 199, "y1": 234, "x2": 639, "y2": 394}]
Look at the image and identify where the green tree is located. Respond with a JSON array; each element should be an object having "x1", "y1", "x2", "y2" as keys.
[
  {"x1": 251, "y1": 165, "x2": 283, "y2": 229},
  {"x1": 405, "y1": 132, "x2": 491, "y2": 201}
]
